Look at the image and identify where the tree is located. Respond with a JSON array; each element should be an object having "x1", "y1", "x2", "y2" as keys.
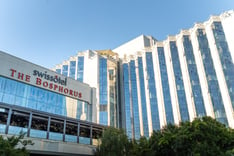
[
  {"x1": 149, "y1": 116, "x2": 234, "y2": 156},
  {"x1": 95, "y1": 117, "x2": 234, "y2": 156},
  {"x1": 128, "y1": 137, "x2": 153, "y2": 156},
  {"x1": 95, "y1": 127, "x2": 129, "y2": 156},
  {"x1": 0, "y1": 132, "x2": 34, "y2": 156}
]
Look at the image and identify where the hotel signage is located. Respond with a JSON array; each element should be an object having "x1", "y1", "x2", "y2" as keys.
[
  {"x1": 33, "y1": 70, "x2": 67, "y2": 86},
  {"x1": 10, "y1": 69, "x2": 82, "y2": 99},
  {"x1": 0, "y1": 52, "x2": 92, "y2": 103}
]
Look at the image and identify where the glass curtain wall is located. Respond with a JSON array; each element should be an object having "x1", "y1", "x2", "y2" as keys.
[
  {"x1": 69, "y1": 61, "x2": 76, "y2": 79},
  {"x1": 212, "y1": 22, "x2": 234, "y2": 108},
  {"x1": 137, "y1": 57, "x2": 149, "y2": 137},
  {"x1": 0, "y1": 76, "x2": 92, "y2": 122},
  {"x1": 56, "y1": 69, "x2": 61, "y2": 74},
  {"x1": 182, "y1": 35, "x2": 206, "y2": 117},
  {"x1": 129, "y1": 60, "x2": 140, "y2": 139},
  {"x1": 108, "y1": 68, "x2": 117, "y2": 127},
  {"x1": 123, "y1": 63, "x2": 133, "y2": 138},
  {"x1": 145, "y1": 52, "x2": 160, "y2": 130},
  {"x1": 157, "y1": 47, "x2": 174, "y2": 124},
  {"x1": 99, "y1": 57, "x2": 108, "y2": 125},
  {"x1": 169, "y1": 42, "x2": 189, "y2": 122},
  {"x1": 62, "y1": 65, "x2": 68, "y2": 76},
  {"x1": 77, "y1": 56, "x2": 84, "y2": 82},
  {"x1": 196, "y1": 28, "x2": 228, "y2": 125}
]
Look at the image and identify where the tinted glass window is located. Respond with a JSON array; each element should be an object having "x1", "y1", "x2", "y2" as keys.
[
  {"x1": 31, "y1": 115, "x2": 48, "y2": 131},
  {"x1": 66, "y1": 122, "x2": 77, "y2": 136},
  {"x1": 92, "y1": 128, "x2": 102, "y2": 139},
  {"x1": 0, "y1": 107, "x2": 8, "y2": 124},
  {"x1": 80, "y1": 126, "x2": 90, "y2": 137},
  {"x1": 10, "y1": 111, "x2": 29, "y2": 128},
  {"x1": 50, "y1": 119, "x2": 64, "y2": 133}
]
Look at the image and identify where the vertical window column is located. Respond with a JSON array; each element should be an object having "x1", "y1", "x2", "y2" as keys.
[
  {"x1": 196, "y1": 28, "x2": 228, "y2": 125},
  {"x1": 157, "y1": 47, "x2": 174, "y2": 124},
  {"x1": 212, "y1": 22, "x2": 234, "y2": 108},
  {"x1": 62, "y1": 65, "x2": 68, "y2": 76},
  {"x1": 77, "y1": 56, "x2": 84, "y2": 82},
  {"x1": 123, "y1": 63, "x2": 133, "y2": 138},
  {"x1": 69, "y1": 61, "x2": 76, "y2": 79},
  {"x1": 99, "y1": 57, "x2": 108, "y2": 125},
  {"x1": 169, "y1": 42, "x2": 190, "y2": 122},
  {"x1": 129, "y1": 60, "x2": 140, "y2": 139},
  {"x1": 145, "y1": 52, "x2": 160, "y2": 130},
  {"x1": 182, "y1": 35, "x2": 206, "y2": 117},
  {"x1": 137, "y1": 57, "x2": 149, "y2": 137}
]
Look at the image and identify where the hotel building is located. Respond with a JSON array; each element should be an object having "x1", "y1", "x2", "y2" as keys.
[
  {"x1": 53, "y1": 50, "x2": 119, "y2": 128},
  {"x1": 1, "y1": 11, "x2": 233, "y2": 152},
  {"x1": 54, "y1": 10, "x2": 234, "y2": 139},
  {"x1": 0, "y1": 51, "x2": 104, "y2": 155}
]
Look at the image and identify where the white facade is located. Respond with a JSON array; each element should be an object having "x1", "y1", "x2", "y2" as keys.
[
  {"x1": 113, "y1": 35, "x2": 156, "y2": 58},
  {"x1": 115, "y1": 10, "x2": 234, "y2": 138},
  {"x1": 53, "y1": 50, "x2": 119, "y2": 127},
  {"x1": 52, "y1": 10, "x2": 234, "y2": 138},
  {"x1": 0, "y1": 52, "x2": 93, "y2": 103}
]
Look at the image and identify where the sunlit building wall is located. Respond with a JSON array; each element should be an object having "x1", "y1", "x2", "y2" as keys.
[
  {"x1": 0, "y1": 51, "x2": 103, "y2": 146},
  {"x1": 113, "y1": 10, "x2": 234, "y2": 138},
  {"x1": 52, "y1": 10, "x2": 234, "y2": 138},
  {"x1": 53, "y1": 50, "x2": 119, "y2": 127}
]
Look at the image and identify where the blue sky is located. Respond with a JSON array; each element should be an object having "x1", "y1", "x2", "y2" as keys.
[{"x1": 0, "y1": 0, "x2": 234, "y2": 68}]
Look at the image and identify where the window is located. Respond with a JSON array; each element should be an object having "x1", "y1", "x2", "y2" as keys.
[
  {"x1": 66, "y1": 122, "x2": 77, "y2": 136},
  {"x1": 31, "y1": 115, "x2": 48, "y2": 131},
  {"x1": 80, "y1": 125, "x2": 90, "y2": 137},
  {"x1": 0, "y1": 107, "x2": 8, "y2": 124},
  {"x1": 56, "y1": 69, "x2": 61, "y2": 74},
  {"x1": 10, "y1": 111, "x2": 29, "y2": 128},
  {"x1": 92, "y1": 128, "x2": 102, "y2": 139},
  {"x1": 50, "y1": 119, "x2": 64, "y2": 133}
]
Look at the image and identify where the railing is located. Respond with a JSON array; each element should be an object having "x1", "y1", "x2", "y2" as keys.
[{"x1": 0, "y1": 102, "x2": 104, "y2": 146}]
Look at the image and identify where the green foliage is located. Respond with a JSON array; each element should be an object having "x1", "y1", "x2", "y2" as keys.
[
  {"x1": 95, "y1": 127, "x2": 129, "y2": 156},
  {"x1": 149, "y1": 117, "x2": 234, "y2": 156},
  {"x1": 96, "y1": 117, "x2": 234, "y2": 156},
  {"x1": 0, "y1": 132, "x2": 34, "y2": 156},
  {"x1": 128, "y1": 137, "x2": 153, "y2": 156}
]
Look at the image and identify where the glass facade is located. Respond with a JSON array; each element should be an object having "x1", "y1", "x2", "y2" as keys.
[
  {"x1": 50, "y1": 11, "x2": 234, "y2": 139},
  {"x1": 137, "y1": 57, "x2": 149, "y2": 137},
  {"x1": 0, "y1": 76, "x2": 93, "y2": 122},
  {"x1": 56, "y1": 69, "x2": 61, "y2": 74},
  {"x1": 0, "y1": 106, "x2": 103, "y2": 145},
  {"x1": 212, "y1": 22, "x2": 234, "y2": 108},
  {"x1": 123, "y1": 63, "x2": 132, "y2": 138},
  {"x1": 196, "y1": 28, "x2": 228, "y2": 125},
  {"x1": 145, "y1": 52, "x2": 160, "y2": 130},
  {"x1": 99, "y1": 57, "x2": 108, "y2": 125},
  {"x1": 169, "y1": 41, "x2": 190, "y2": 122},
  {"x1": 76, "y1": 56, "x2": 86, "y2": 121},
  {"x1": 129, "y1": 60, "x2": 140, "y2": 139},
  {"x1": 77, "y1": 56, "x2": 84, "y2": 82},
  {"x1": 69, "y1": 61, "x2": 76, "y2": 79},
  {"x1": 109, "y1": 69, "x2": 117, "y2": 127},
  {"x1": 54, "y1": 53, "x2": 118, "y2": 128},
  {"x1": 157, "y1": 47, "x2": 174, "y2": 124},
  {"x1": 62, "y1": 65, "x2": 68, "y2": 76},
  {"x1": 182, "y1": 35, "x2": 206, "y2": 117},
  {"x1": 0, "y1": 107, "x2": 8, "y2": 134}
]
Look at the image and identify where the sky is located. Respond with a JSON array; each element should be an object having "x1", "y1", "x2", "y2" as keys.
[{"x1": 0, "y1": 0, "x2": 234, "y2": 68}]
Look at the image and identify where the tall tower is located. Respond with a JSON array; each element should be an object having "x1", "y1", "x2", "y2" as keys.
[
  {"x1": 53, "y1": 10, "x2": 234, "y2": 139},
  {"x1": 113, "y1": 10, "x2": 234, "y2": 138}
]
